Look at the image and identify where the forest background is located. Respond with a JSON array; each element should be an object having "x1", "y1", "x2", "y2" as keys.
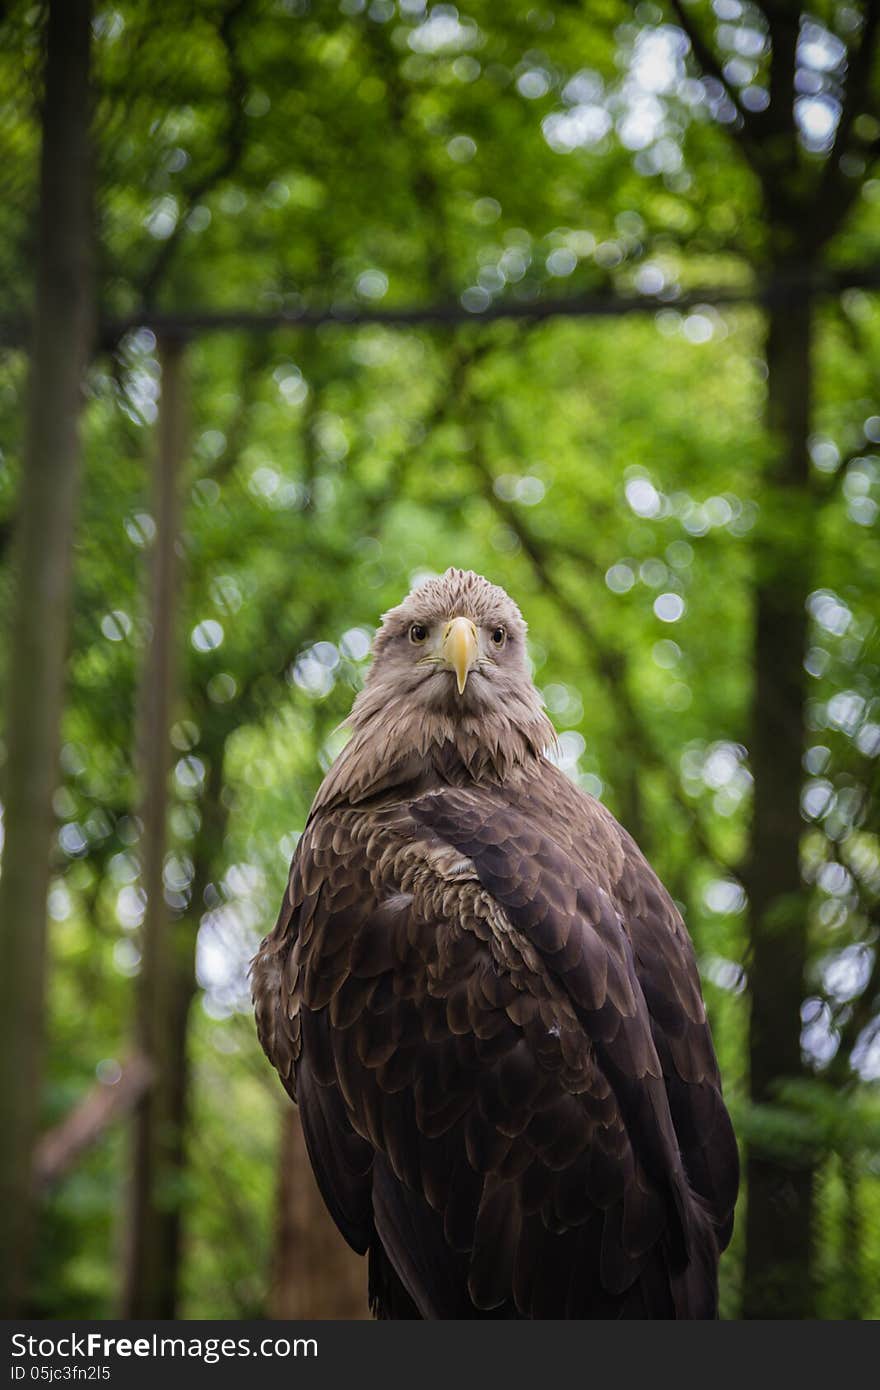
[{"x1": 1, "y1": 0, "x2": 879, "y2": 1321}]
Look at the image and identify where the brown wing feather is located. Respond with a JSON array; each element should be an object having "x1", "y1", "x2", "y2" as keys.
[
  {"x1": 614, "y1": 823, "x2": 739, "y2": 1248},
  {"x1": 253, "y1": 769, "x2": 734, "y2": 1318},
  {"x1": 519, "y1": 764, "x2": 739, "y2": 1248},
  {"x1": 417, "y1": 766, "x2": 739, "y2": 1250}
]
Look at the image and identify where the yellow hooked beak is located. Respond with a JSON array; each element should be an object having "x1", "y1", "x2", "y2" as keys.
[{"x1": 442, "y1": 616, "x2": 479, "y2": 695}]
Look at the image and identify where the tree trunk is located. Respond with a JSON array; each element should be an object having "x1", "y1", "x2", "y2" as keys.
[
  {"x1": 0, "y1": 0, "x2": 93, "y2": 1316},
  {"x1": 269, "y1": 1106, "x2": 367, "y2": 1319},
  {"x1": 742, "y1": 285, "x2": 815, "y2": 1319},
  {"x1": 154, "y1": 739, "x2": 229, "y2": 1318},
  {"x1": 122, "y1": 339, "x2": 187, "y2": 1317}
]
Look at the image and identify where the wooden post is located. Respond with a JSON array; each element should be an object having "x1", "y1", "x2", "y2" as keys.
[
  {"x1": 122, "y1": 337, "x2": 187, "y2": 1318},
  {"x1": 742, "y1": 284, "x2": 816, "y2": 1318},
  {"x1": 0, "y1": 0, "x2": 94, "y2": 1315}
]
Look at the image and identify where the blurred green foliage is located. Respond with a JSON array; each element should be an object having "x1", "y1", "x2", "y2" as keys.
[{"x1": 0, "y1": 0, "x2": 878, "y2": 1319}]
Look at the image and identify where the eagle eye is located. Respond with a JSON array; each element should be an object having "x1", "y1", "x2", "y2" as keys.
[
  {"x1": 491, "y1": 626, "x2": 506, "y2": 648},
  {"x1": 409, "y1": 622, "x2": 429, "y2": 645}
]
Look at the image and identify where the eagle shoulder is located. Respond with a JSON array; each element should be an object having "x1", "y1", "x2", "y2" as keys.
[{"x1": 253, "y1": 775, "x2": 730, "y2": 1317}]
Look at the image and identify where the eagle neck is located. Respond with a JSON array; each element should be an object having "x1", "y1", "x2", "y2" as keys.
[{"x1": 311, "y1": 691, "x2": 550, "y2": 813}]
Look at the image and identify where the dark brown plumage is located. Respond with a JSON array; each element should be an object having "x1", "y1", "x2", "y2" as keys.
[{"x1": 253, "y1": 569, "x2": 738, "y2": 1318}]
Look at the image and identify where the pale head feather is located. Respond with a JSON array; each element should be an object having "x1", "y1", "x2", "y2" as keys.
[{"x1": 313, "y1": 568, "x2": 556, "y2": 810}]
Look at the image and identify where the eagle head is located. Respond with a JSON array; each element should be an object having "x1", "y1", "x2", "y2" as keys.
[
  {"x1": 318, "y1": 569, "x2": 556, "y2": 805},
  {"x1": 369, "y1": 568, "x2": 535, "y2": 711}
]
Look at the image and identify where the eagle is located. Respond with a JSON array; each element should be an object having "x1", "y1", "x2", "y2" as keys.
[{"x1": 253, "y1": 568, "x2": 738, "y2": 1318}]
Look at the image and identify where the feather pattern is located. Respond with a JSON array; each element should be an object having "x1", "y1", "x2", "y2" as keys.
[{"x1": 252, "y1": 569, "x2": 738, "y2": 1318}]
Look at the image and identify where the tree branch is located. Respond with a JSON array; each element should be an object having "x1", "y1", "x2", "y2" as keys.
[
  {"x1": 811, "y1": 4, "x2": 880, "y2": 247},
  {"x1": 33, "y1": 1054, "x2": 154, "y2": 1191},
  {"x1": 468, "y1": 423, "x2": 737, "y2": 876},
  {"x1": 7, "y1": 261, "x2": 880, "y2": 353},
  {"x1": 665, "y1": 0, "x2": 766, "y2": 180},
  {"x1": 139, "y1": 0, "x2": 249, "y2": 309},
  {"x1": 826, "y1": 0, "x2": 880, "y2": 175},
  {"x1": 2, "y1": 265, "x2": 880, "y2": 351}
]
